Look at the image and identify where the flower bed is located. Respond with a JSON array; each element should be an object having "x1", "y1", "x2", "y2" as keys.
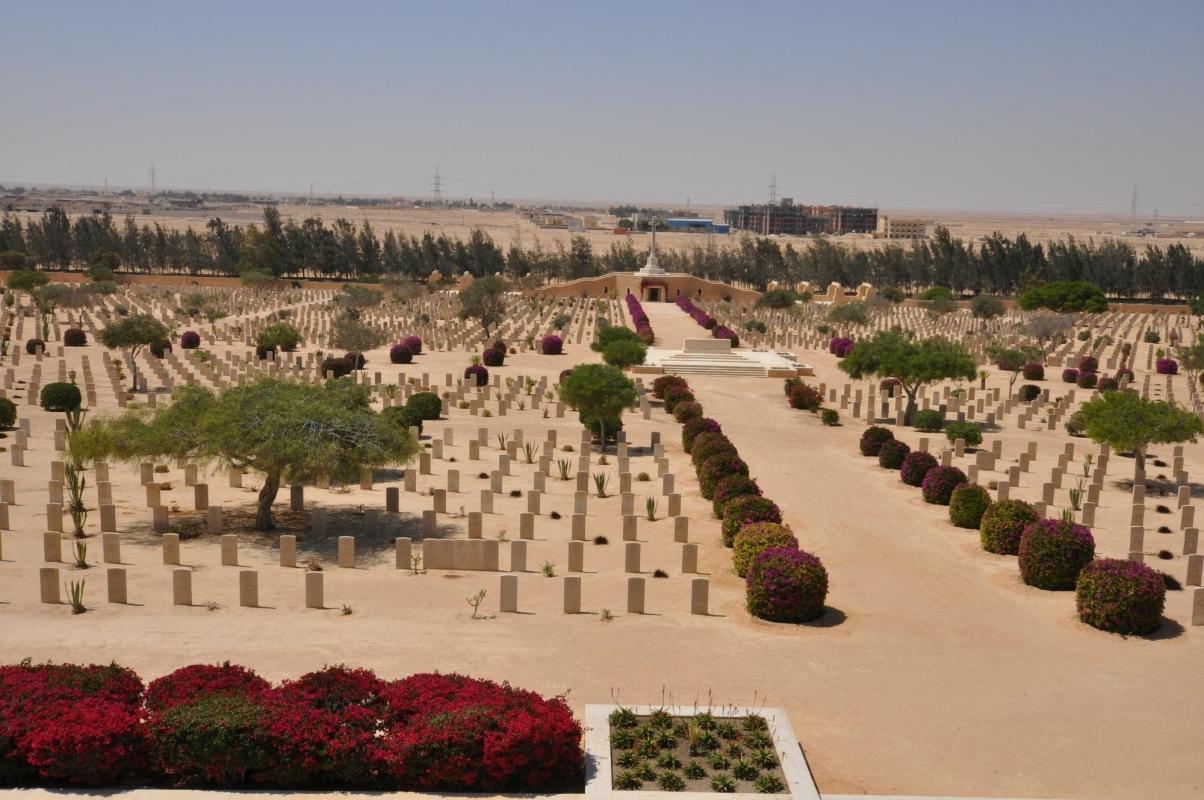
[
  {"x1": 0, "y1": 662, "x2": 583, "y2": 791},
  {"x1": 585, "y1": 704, "x2": 818, "y2": 799},
  {"x1": 675, "y1": 297, "x2": 739, "y2": 347},
  {"x1": 625, "y1": 294, "x2": 654, "y2": 344}
]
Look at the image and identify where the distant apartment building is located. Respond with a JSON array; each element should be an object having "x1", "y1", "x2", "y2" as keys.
[
  {"x1": 874, "y1": 215, "x2": 929, "y2": 239},
  {"x1": 723, "y1": 199, "x2": 878, "y2": 236}
]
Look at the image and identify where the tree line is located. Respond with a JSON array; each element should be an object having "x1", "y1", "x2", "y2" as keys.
[{"x1": 2, "y1": 206, "x2": 1202, "y2": 299}]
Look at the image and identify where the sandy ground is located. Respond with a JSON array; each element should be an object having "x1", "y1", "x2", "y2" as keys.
[{"x1": 1, "y1": 299, "x2": 1202, "y2": 799}]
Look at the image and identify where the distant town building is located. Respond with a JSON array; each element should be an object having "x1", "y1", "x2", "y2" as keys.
[
  {"x1": 723, "y1": 199, "x2": 878, "y2": 236},
  {"x1": 874, "y1": 215, "x2": 929, "y2": 239},
  {"x1": 664, "y1": 218, "x2": 730, "y2": 234}
]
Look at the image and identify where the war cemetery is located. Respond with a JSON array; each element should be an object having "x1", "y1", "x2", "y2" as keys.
[{"x1": 2, "y1": 240, "x2": 1204, "y2": 799}]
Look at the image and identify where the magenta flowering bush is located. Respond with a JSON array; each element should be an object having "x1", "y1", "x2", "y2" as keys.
[
  {"x1": 463, "y1": 364, "x2": 488, "y2": 386},
  {"x1": 877, "y1": 438, "x2": 911, "y2": 469},
  {"x1": 1076, "y1": 371, "x2": 1098, "y2": 389},
  {"x1": 625, "y1": 294, "x2": 654, "y2": 343},
  {"x1": 979, "y1": 499, "x2": 1039, "y2": 555},
  {"x1": 1075, "y1": 558, "x2": 1165, "y2": 635},
  {"x1": 859, "y1": 426, "x2": 895, "y2": 456},
  {"x1": 1021, "y1": 362, "x2": 1044, "y2": 380},
  {"x1": 828, "y1": 337, "x2": 855, "y2": 357},
  {"x1": 1018, "y1": 519, "x2": 1095, "y2": 590},
  {"x1": 482, "y1": 348, "x2": 505, "y2": 367},
  {"x1": 1096, "y1": 375, "x2": 1119, "y2": 392},
  {"x1": 712, "y1": 325, "x2": 739, "y2": 347},
  {"x1": 539, "y1": 334, "x2": 563, "y2": 355},
  {"x1": 721, "y1": 496, "x2": 782, "y2": 547},
  {"x1": 1115, "y1": 367, "x2": 1134, "y2": 381},
  {"x1": 1156, "y1": 358, "x2": 1178, "y2": 375},
  {"x1": 698, "y1": 453, "x2": 749, "y2": 499},
  {"x1": 389, "y1": 343, "x2": 414, "y2": 364},
  {"x1": 682, "y1": 416, "x2": 722, "y2": 452},
  {"x1": 1077, "y1": 355, "x2": 1098, "y2": 372},
  {"x1": 402, "y1": 335, "x2": 422, "y2": 355},
  {"x1": 1061, "y1": 368, "x2": 1079, "y2": 383},
  {"x1": 920, "y1": 465, "x2": 967, "y2": 505},
  {"x1": 712, "y1": 475, "x2": 762, "y2": 518},
  {"x1": 343, "y1": 351, "x2": 366, "y2": 370},
  {"x1": 899, "y1": 451, "x2": 938, "y2": 487},
  {"x1": 745, "y1": 547, "x2": 828, "y2": 623},
  {"x1": 179, "y1": 330, "x2": 201, "y2": 349}
]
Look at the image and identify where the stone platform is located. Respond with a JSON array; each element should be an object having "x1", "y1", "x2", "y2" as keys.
[{"x1": 639, "y1": 338, "x2": 812, "y2": 378}]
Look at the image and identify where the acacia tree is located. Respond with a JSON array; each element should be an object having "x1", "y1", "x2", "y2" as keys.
[
  {"x1": 1024, "y1": 312, "x2": 1074, "y2": 355},
  {"x1": 1075, "y1": 391, "x2": 1203, "y2": 474},
  {"x1": 988, "y1": 344, "x2": 1043, "y2": 393},
  {"x1": 458, "y1": 275, "x2": 508, "y2": 338},
  {"x1": 1176, "y1": 342, "x2": 1204, "y2": 386},
  {"x1": 71, "y1": 377, "x2": 419, "y2": 531},
  {"x1": 839, "y1": 331, "x2": 977, "y2": 423},
  {"x1": 98, "y1": 314, "x2": 170, "y2": 392},
  {"x1": 558, "y1": 364, "x2": 636, "y2": 453}
]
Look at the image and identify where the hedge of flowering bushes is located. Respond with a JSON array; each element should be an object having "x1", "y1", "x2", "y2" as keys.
[
  {"x1": 674, "y1": 297, "x2": 739, "y2": 347},
  {"x1": 625, "y1": 294, "x2": 654, "y2": 344},
  {"x1": 0, "y1": 663, "x2": 583, "y2": 791},
  {"x1": 666, "y1": 376, "x2": 827, "y2": 623}
]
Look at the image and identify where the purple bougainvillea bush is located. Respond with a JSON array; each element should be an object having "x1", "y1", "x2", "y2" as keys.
[
  {"x1": 920, "y1": 465, "x2": 967, "y2": 505},
  {"x1": 745, "y1": 546, "x2": 828, "y2": 623},
  {"x1": 1018, "y1": 518, "x2": 1095, "y2": 590},
  {"x1": 1075, "y1": 558, "x2": 1166, "y2": 635}
]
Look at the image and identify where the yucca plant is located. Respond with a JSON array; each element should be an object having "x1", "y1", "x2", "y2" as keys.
[
  {"x1": 496, "y1": 433, "x2": 509, "y2": 450},
  {"x1": 1060, "y1": 507, "x2": 1076, "y2": 523},
  {"x1": 522, "y1": 442, "x2": 537, "y2": 464},
  {"x1": 556, "y1": 459, "x2": 572, "y2": 480},
  {"x1": 65, "y1": 579, "x2": 86, "y2": 614},
  {"x1": 645, "y1": 497, "x2": 659, "y2": 521},
  {"x1": 72, "y1": 540, "x2": 88, "y2": 568},
  {"x1": 592, "y1": 472, "x2": 611, "y2": 498},
  {"x1": 64, "y1": 462, "x2": 88, "y2": 539}
]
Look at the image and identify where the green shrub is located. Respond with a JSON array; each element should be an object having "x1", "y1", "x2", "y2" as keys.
[
  {"x1": 406, "y1": 392, "x2": 442, "y2": 421},
  {"x1": 979, "y1": 499, "x2": 1039, "y2": 555},
  {"x1": 721, "y1": 496, "x2": 782, "y2": 547},
  {"x1": 40, "y1": 382, "x2": 82, "y2": 412},
  {"x1": 732, "y1": 522, "x2": 797, "y2": 578},
  {"x1": 381, "y1": 405, "x2": 423, "y2": 435},
  {"x1": 949, "y1": 484, "x2": 991, "y2": 529},
  {"x1": 1019, "y1": 384, "x2": 1040, "y2": 402},
  {"x1": 148, "y1": 694, "x2": 270, "y2": 788},
  {"x1": 1016, "y1": 280, "x2": 1107, "y2": 313},
  {"x1": 912, "y1": 409, "x2": 943, "y2": 432},
  {"x1": 944, "y1": 420, "x2": 982, "y2": 447},
  {"x1": 0, "y1": 396, "x2": 15, "y2": 428},
  {"x1": 602, "y1": 340, "x2": 647, "y2": 369},
  {"x1": 820, "y1": 408, "x2": 839, "y2": 426}
]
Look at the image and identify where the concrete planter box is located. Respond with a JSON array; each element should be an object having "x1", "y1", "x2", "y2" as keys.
[{"x1": 584, "y1": 704, "x2": 820, "y2": 800}]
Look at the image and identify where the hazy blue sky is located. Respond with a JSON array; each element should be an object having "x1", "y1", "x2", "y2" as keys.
[{"x1": 2, "y1": 0, "x2": 1202, "y2": 214}]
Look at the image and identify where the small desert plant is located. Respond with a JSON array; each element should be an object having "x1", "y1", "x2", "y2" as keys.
[
  {"x1": 541, "y1": 561, "x2": 556, "y2": 577},
  {"x1": 65, "y1": 579, "x2": 86, "y2": 614},
  {"x1": 522, "y1": 442, "x2": 537, "y2": 464},
  {"x1": 557, "y1": 458, "x2": 572, "y2": 480},
  {"x1": 593, "y1": 535, "x2": 609, "y2": 545},
  {"x1": 600, "y1": 608, "x2": 614, "y2": 622},
  {"x1": 645, "y1": 497, "x2": 659, "y2": 521},
  {"x1": 593, "y1": 472, "x2": 611, "y2": 498},
  {"x1": 306, "y1": 557, "x2": 323, "y2": 571},
  {"x1": 72, "y1": 540, "x2": 88, "y2": 568},
  {"x1": 466, "y1": 588, "x2": 487, "y2": 618}
]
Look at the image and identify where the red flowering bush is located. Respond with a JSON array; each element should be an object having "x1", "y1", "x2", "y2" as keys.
[
  {"x1": 374, "y1": 673, "x2": 583, "y2": 791},
  {"x1": 1076, "y1": 559, "x2": 1166, "y2": 635},
  {"x1": 698, "y1": 453, "x2": 749, "y2": 499},
  {"x1": 860, "y1": 426, "x2": 895, "y2": 456},
  {"x1": 1018, "y1": 519, "x2": 1096, "y2": 590},
  {"x1": 1097, "y1": 376, "x2": 1119, "y2": 392},
  {"x1": 1021, "y1": 361, "x2": 1044, "y2": 380},
  {"x1": 64, "y1": 328, "x2": 88, "y2": 347},
  {"x1": 827, "y1": 337, "x2": 855, "y2": 357},
  {"x1": 745, "y1": 547, "x2": 828, "y2": 623},
  {"x1": 721, "y1": 496, "x2": 783, "y2": 547},
  {"x1": 483, "y1": 347, "x2": 505, "y2": 367},
  {"x1": 652, "y1": 375, "x2": 689, "y2": 399},
  {"x1": 19, "y1": 697, "x2": 146, "y2": 786},
  {"x1": 1061, "y1": 368, "x2": 1079, "y2": 383},
  {"x1": 877, "y1": 438, "x2": 911, "y2": 469},
  {"x1": 145, "y1": 662, "x2": 269, "y2": 712},
  {"x1": 1156, "y1": 358, "x2": 1178, "y2": 375},
  {"x1": 389, "y1": 342, "x2": 414, "y2": 364},
  {"x1": 1076, "y1": 371, "x2": 1098, "y2": 389},
  {"x1": 402, "y1": 335, "x2": 423, "y2": 355},
  {"x1": 979, "y1": 499, "x2": 1039, "y2": 555},
  {"x1": 899, "y1": 450, "x2": 938, "y2": 486},
  {"x1": 788, "y1": 382, "x2": 823, "y2": 411},
  {"x1": 540, "y1": 334, "x2": 563, "y2": 355},
  {"x1": 1078, "y1": 355, "x2": 1098, "y2": 372},
  {"x1": 712, "y1": 325, "x2": 739, "y2": 347},
  {"x1": 682, "y1": 416, "x2": 721, "y2": 452},
  {"x1": 179, "y1": 330, "x2": 201, "y2": 349},
  {"x1": 712, "y1": 474, "x2": 762, "y2": 518},
  {"x1": 921, "y1": 465, "x2": 967, "y2": 505}
]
